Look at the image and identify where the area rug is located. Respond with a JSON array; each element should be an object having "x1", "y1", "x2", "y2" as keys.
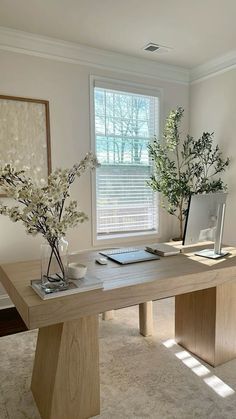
[{"x1": 1, "y1": 298, "x2": 236, "y2": 419}]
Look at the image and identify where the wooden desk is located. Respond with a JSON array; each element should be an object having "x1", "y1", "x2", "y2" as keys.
[{"x1": 1, "y1": 245, "x2": 236, "y2": 419}]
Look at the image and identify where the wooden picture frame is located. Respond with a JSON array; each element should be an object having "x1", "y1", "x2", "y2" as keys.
[{"x1": 0, "y1": 94, "x2": 51, "y2": 197}]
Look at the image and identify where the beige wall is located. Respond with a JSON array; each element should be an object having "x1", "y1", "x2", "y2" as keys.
[
  {"x1": 0, "y1": 49, "x2": 189, "y2": 306},
  {"x1": 190, "y1": 69, "x2": 236, "y2": 245}
]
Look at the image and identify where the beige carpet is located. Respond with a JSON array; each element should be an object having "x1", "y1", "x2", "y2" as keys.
[{"x1": 1, "y1": 298, "x2": 236, "y2": 419}]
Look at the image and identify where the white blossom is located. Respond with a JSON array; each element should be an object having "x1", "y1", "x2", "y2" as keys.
[{"x1": 0, "y1": 152, "x2": 100, "y2": 244}]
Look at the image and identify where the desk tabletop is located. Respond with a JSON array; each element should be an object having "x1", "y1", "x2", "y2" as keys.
[{"x1": 1, "y1": 244, "x2": 236, "y2": 330}]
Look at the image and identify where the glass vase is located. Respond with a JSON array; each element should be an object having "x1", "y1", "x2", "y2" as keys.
[{"x1": 41, "y1": 237, "x2": 69, "y2": 293}]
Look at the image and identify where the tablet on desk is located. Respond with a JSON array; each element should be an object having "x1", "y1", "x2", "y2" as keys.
[{"x1": 105, "y1": 250, "x2": 160, "y2": 265}]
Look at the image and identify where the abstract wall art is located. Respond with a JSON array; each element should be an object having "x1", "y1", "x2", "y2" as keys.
[{"x1": 0, "y1": 95, "x2": 51, "y2": 196}]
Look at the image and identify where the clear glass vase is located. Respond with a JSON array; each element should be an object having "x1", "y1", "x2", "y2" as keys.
[{"x1": 41, "y1": 237, "x2": 69, "y2": 293}]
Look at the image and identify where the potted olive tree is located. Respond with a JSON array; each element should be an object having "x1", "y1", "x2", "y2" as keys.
[{"x1": 147, "y1": 107, "x2": 229, "y2": 240}]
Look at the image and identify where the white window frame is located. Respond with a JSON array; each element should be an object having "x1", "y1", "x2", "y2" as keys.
[{"x1": 90, "y1": 75, "x2": 163, "y2": 246}]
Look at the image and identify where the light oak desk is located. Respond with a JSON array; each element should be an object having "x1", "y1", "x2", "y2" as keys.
[{"x1": 1, "y1": 245, "x2": 236, "y2": 419}]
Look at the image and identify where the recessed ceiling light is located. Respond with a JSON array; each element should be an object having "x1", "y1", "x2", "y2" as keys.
[{"x1": 143, "y1": 43, "x2": 172, "y2": 54}]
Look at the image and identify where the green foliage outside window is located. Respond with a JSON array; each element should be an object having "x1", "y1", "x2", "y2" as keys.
[{"x1": 147, "y1": 107, "x2": 230, "y2": 240}]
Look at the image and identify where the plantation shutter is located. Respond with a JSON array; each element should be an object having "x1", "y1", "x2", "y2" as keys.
[{"x1": 94, "y1": 83, "x2": 159, "y2": 236}]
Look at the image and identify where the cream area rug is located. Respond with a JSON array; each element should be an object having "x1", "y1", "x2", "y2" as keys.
[{"x1": 1, "y1": 298, "x2": 236, "y2": 419}]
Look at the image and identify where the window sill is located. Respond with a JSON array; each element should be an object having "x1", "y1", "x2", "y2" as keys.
[{"x1": 93, "y1": 229, "x2": 160, "y2": 247}]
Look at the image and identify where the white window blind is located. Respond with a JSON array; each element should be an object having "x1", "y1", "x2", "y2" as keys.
[{"x1": 94, "y1": 84, "x2": 159, "y2": 237}]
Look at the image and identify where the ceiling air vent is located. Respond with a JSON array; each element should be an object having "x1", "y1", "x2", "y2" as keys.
[{"x1": 143, "y1": 43, "x2": 171, "y2": 54}]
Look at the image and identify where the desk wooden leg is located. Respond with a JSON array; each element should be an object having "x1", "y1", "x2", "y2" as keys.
[
  {"x1": 175, "y1": 280, "x2": 236, "y2": 366},
  {"x1": 139, "y1": 301, "x2": 153, "y2": 336},
  {"x1": 102, "y1": 310, "x2": 114, "y2": 320},
  {"x1": 31, "y1": 315, "x2": 100, "y2": 419}
]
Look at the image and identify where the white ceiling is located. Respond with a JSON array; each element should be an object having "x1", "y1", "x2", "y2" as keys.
[{"x1": 0, "y1": 0, "x2": 235, "y2": 69}]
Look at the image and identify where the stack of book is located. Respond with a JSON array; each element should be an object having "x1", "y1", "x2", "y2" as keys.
[
  {"x1": 31, "y1": 275, "x2": 103, "y2": 300},
  {"x1": 145, "y1": 243, "x2": 180, "y2": 257}
]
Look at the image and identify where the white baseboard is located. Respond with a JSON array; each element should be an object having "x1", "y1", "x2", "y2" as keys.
[{"x1": 0, "y1": 293, "x2": 13, "y2": 309}]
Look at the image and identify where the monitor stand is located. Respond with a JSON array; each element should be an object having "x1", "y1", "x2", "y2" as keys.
[
  {"x1": 195, "y1": 203, "x2": 229, "y2": 259},
  {"x1": 195, "y1": 248, "x2": 229, "y2": 259}
]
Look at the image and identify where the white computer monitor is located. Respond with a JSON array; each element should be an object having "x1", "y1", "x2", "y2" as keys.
[{"x1": 183, "y1": 192, "x2": 228, "y2": 259}]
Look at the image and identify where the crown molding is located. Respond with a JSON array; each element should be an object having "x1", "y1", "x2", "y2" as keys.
[
  {"x1": 0, "y1": 26, "x2": 190, "y2": 84},
  {"x1": 1, "y1": 26, "x2": 234, "y2": 86},
  {"x1": 190, "y1": 50, "x2": 236, "y2": 83}
]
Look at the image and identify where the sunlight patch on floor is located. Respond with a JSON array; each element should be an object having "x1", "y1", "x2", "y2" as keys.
[
  {"x1": 162, "y1": 340, "x2": 235, "y2": 398},
  {"x1": 162, "y1": 339, "x2": 177, "y2": 348},
  {"x1": 204, "y1": 375, "x2": 235, "y2": 397}
]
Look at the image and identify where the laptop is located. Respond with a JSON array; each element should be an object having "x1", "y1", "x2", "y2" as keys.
[{"x1": 102, "y1": 249, "x2": 160, "y2": 265}]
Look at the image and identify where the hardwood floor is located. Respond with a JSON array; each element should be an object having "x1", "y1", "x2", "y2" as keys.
[{"x1": 0, "y1": 307, "x2": 27, "y2": 337}]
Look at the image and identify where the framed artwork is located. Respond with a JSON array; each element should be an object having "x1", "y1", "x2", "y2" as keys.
[{"x1": 0, "y1": 95, "x2": 51, "y2": 196}]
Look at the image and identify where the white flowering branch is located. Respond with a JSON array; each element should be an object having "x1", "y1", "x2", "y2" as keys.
[{"x1": 0, "y1": 152, "x2": 100, "y2": 281}]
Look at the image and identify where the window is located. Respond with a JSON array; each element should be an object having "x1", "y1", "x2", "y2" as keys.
[{"x1": 92, "y1": 79, "x2": 160, "y2": 240}]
